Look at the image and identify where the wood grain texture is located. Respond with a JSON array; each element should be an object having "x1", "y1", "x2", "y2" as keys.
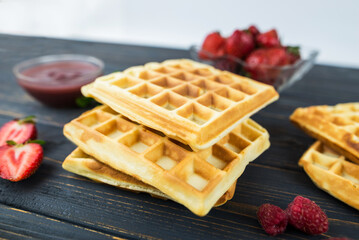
[
  {"x1": 0, "y1": 204, "x2": 123, "y2": 240},
  {"x1": 0, "y1": 34, "x2": 358, "y2": 239}
]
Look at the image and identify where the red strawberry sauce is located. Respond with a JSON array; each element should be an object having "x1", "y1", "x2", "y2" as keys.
[{"x1": 14, "y1": 55, "x2": 103, "y2": 107}]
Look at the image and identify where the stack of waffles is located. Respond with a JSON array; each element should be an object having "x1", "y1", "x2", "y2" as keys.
[
  {"x1": 290, "y1": 103, "x2": 359, "y2": 211},
  {"x1": 63, "y1": 59, "x2": 279, "y2": 216}
]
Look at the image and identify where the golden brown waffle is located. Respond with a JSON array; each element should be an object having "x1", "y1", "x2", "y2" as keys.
[
  {"x1": 62, "y1": 148, "x2": 236, "y2": 207},
  {"x1": 291, "y1": 103, "x2": 359, "y2": 164},
  {"x1": 63, "y1": 105, "x2": 270, "y2": 216},
  {"x1": 299, "y1": 141, "x2": 359, "y2": 211},
  {"x1": 82, "y1": 59, "x2": 278, "y2": 150}
]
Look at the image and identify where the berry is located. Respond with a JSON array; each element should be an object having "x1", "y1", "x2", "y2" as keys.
[
  {"x1": 256, "y1": 29, "x2": 281, "y2": 48},
  {"x1": 286, "y1": 196, "x2": 328, "y2": 235},
  {"x1": 0, "y1": 116, "x2": 37, "y2": 146},
  {"x1": 245, "y1": 47, "x2": 290, "y2": 83},
  {"x1": 213, "y1": 57, "x2": 238, "y2": 73},
  {"x1": 0, "y1": 141, "x2": 43, "y2": 181},
  {"x1": 199, "y1": 32, "x2": 226, "y2": 60},
  {"x1": 285, "y1": 46, "x2": 301, "y2": 64},
  {"x1": 257, "y1": 203, "x2": 288, "y2": 236},
  {"x1": 248, "y1": 25, "x2": 260, "y2": 37},
  {"x1": 225, "y1": 30, "x2": 255, "y2": 59}
]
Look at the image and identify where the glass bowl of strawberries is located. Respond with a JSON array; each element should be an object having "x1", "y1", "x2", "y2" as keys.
[{"x1": 190, "y1": 25, "x2": 319, "y2": 92}]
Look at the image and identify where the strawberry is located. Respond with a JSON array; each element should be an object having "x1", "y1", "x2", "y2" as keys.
[
  {"x1": 285, "y1": 46, "x2": 301, "y2": 64},
  {"x1": 225, "y1": 30, "x2": 255, "y2": 59},
  {"x1": 199, "y1": 32, "x2": 226, "y2": 60},
  {"x1": 0, "y1": 116, "x2": 37, "y2": 146},
  {"x1": 245, "y1": 47, "x2": 290, "y2": 84},
  {"x1": 248, "y1": 25, "x2": 260, "y2": 37},
  {"x1": 256, "y1": 29, "x2": 281, "y2": 48},
  {"x1": 213, "y1": 57, "x2": 238, "y2": 73},
  {"x1": 0, "y1": 140, "x2": 43, "y2": 181}
]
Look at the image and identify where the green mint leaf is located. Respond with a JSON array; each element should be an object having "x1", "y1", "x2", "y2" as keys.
[{"x1": 76, "y1": 96, "x2": 99, "y2": 108}]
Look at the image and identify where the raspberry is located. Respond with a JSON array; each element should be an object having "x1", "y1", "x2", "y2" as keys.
[
  {"x1": 286, "y1": 196, "x2": 328, "y2": 235},
  {"x1": 257, "y1": 203, "x2": 288, "y2": 236}
]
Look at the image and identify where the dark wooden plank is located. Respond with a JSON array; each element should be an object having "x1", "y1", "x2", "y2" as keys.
[
  {"x1": 0, "y1": 204, "x2": 122, "y2": 240},
  {"x1": 0, "y1": 34, "x2": 358, "y2": 239}
]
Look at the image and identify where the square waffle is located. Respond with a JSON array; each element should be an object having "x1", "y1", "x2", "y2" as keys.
[
  {"x1": 291, "y1": 103, "x2": 359, "y2": 164},
  {"x1": 299, "y1": 141, "x2": 359, "y2": 211},
  {"x1": 62, "y1": 148, "x2": 237, "y2": 207},
  {"x1": 82, "y1": 59, "x2": 278, "y2": 150},
  {"x1": 63, "y1": 105, "x2": 270, "y2": 216}
]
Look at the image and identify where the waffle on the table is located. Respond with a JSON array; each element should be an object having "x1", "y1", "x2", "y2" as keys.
[
  {"x1": 63, "y1": 105, "x2": 270, "y2": 216},
  {"x1": 82, "y1": 59, "x2": 278, "y2": 150},
  {"x1": 62, "y1": 148, "x2": 236, "y2": 207},
  {"x1": 299, "y1": 141, "x2": 359, "y2": 210},
  {"x1": 290, "y1": 103, "x2": 359, "y2": 164}
]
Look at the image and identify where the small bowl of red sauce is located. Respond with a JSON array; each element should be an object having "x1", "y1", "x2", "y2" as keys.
[{"x1": 13, "y1": 54, "x2": 104, "y2": 107}]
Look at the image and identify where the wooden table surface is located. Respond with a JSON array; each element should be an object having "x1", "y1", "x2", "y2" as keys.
[{"x1": 0, "y1": 34, "x2": 358, "y2": 240}]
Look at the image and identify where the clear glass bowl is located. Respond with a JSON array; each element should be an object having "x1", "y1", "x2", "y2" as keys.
[{"x1": 190, "y1": 45, "x2": 319, "y2": 92}]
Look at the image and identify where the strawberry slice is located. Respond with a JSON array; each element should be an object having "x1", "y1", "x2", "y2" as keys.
[
  {"x1": 0, "y1": 141, "x2": 43, "y2": 181},
  {"x1": 0, "y1": 116, "x2": 37, "y2": 146}
]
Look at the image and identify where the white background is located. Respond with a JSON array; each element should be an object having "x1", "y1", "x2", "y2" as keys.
[{"x1": 1, "y1": 0, "x2": 358, "y2": 68}]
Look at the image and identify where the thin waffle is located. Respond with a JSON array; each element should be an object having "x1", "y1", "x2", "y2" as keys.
[
  {"x1": 299, "y1": 141, "x2": 359, "y2": 211},
  {"x1": 62, "y1": 148, "x2": 236, "y2": 207},
  {"x1": 63, "y1": 105, "x2": 270, "y2": 216},
  {"x1": 82, "y1": 59, "x2": 278, "y2": 150},
  {"x1": 290, "y1": 103, "x2": 359, "y2": 164}
]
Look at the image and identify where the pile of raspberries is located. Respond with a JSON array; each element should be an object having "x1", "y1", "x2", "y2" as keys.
[{"x1": 257, "y1": 195, "x2": 329, "y2": 236}]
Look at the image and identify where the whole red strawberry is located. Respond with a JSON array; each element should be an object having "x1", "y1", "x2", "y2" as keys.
[
  {"x1": 0, "y1": 140, "x2": 43, "y2": 182},
  {"x1": 257, "y1": 203, "x2": 288, "y2": 236},
  {"x1": 213, "y1": 57, "x2": 238, "y2": 72},
  {"x1": 256, "y1": 29, "x2": 281, "y2": 48},
  {"x1": 225, "y1": 30, "x2": 255, "y2": 59},
  {"x1": 286, "y1": 196, "x2": 328, "y2": 235},
  {"x1": 285, "y1": 46, "x2": 301, "y2": 64},
  {"x1": 199, "y1": 32, "x2": 226, "y2": 60},
  {"x1": 0, "y1": 116, "x2": 37, "y2": 146},
  {"x1": 245, "y1": 47, "x2": 290, "y2": 83},
  {"x1": 248, "y1": 25, "x2": 260, "y2": 37}
]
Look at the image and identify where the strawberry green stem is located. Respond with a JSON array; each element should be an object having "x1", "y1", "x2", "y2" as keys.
[{"x1": 18, "y1": 115, "x2": 36, "y2": 124}]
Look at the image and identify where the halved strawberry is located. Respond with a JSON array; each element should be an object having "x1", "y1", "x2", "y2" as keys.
[
  {"x1": 0, "y1": 141, "x2": 43, "y2": 181},
  {"x1": 0, "y1": 116, "x2": 37, "y2": 146}
]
